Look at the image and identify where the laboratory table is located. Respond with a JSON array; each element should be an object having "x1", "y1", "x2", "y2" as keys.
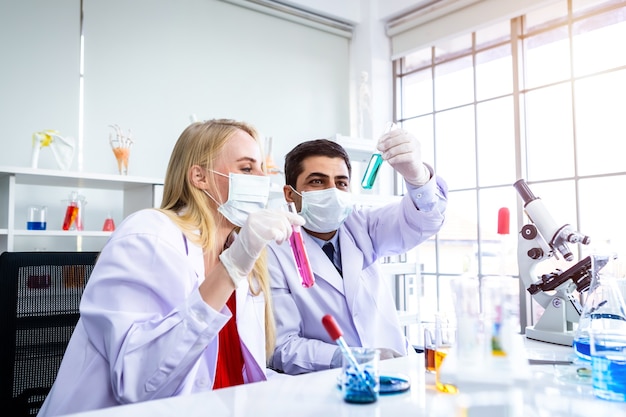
[{"x1": 58, "y1": 338, "x2": 624, "y2": 417}]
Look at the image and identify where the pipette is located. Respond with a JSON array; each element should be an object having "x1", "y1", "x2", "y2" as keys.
[
  {"x1": 287, "y1": 202, "x2": 315, "y2": 288},
  {"x1": 321, "y1": 314, "x2": 377, "y2": 395}
]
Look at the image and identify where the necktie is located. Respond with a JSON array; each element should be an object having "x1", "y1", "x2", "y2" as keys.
[{"x1": 322, "y1": 242, "x2": 342, "y2": 276}]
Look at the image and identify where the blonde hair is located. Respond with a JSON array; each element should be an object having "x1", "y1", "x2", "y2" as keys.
[{"x1": 159, "y1": 119, "x2": 276, "y2": 359}]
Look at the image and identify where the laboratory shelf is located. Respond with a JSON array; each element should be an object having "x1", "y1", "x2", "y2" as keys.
[{"x1": 0, "y1": 166, "x2": 163, "y2": 253}]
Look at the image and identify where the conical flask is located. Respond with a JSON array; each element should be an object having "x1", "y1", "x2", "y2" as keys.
[{"x1": 573, "y1": 253, "x2": 626, "y2": 361}]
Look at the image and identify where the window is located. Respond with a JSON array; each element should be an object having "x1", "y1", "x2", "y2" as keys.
[{"x1": 394, "y1": 0, "x2": 626, "y2": 336}]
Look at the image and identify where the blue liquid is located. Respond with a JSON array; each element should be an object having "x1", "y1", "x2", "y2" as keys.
[
  {"x1": 573, "y1": 337, "x2": 591, "y2": 361},
  {"x1": 343, "y1": 367, "x2": 379, "y2": 404},
  {"x1": 361, "y1": 153, "x2": 383, "y2": 190},
  {"x1": 592, "y1": 351, "x2": 626, "y2": 402},
  {"x1": 27, "y1": 221, "x2": 47, "y2": 230}
]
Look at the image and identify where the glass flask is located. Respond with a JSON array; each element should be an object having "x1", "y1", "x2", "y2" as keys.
[{"x1": 573, "y1": 253, "x2": 626, "y2": 361}]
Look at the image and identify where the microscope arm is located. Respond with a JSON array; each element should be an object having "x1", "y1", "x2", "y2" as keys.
[{"x1": 514, "y1": 179, "x2": 592, "y2": 345}]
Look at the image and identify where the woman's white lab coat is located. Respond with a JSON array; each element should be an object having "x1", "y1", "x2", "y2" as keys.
[
  {"x1": 267, "y1": 176, "x2": 447, "y2": 374},
  {"x1": 38, "y1": 209, "x2": 270, "y2": 417}
]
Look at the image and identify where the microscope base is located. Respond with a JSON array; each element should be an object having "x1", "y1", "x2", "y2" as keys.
[{"x1": 525, "y1": 326, "x2": 574, "y2": 346}]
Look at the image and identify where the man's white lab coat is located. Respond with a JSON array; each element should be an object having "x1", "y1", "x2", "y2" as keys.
[{"x1": 268, "y1": 176, "x2": 447, "y2": 374}]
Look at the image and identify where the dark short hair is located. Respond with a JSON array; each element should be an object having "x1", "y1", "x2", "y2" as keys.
[{"x1": 284, "y1": 139, "x2": 352, "y2": 187}]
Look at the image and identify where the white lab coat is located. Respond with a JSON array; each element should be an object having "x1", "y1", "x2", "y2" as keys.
[
  {"x1": 268, "y1": 176, "x2": 447, "y2": 374},
  {"x1": 38, "y1": 209, "x2": 272, "y2": 417}
]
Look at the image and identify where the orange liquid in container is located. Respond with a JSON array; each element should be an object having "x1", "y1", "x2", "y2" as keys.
[{"x1": 62, "y1": 204, "x2": 79, "y2": 231}]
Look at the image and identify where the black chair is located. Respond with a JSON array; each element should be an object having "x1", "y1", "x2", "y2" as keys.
[{"x1": 0, "y1": 251, "x2": 99, "y2": 416}]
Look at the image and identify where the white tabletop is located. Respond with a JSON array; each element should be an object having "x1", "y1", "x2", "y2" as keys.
[{"x1": 59, "y1": 337, "x2": 624, "y2": 417}]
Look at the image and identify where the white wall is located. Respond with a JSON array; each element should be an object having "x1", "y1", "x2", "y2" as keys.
[{"x1": 0, "y1": 0, "x2": 352, "y2": 179}]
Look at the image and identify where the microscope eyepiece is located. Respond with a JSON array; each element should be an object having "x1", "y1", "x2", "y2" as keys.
[{"x1": 514, "y1": 179, "x2": 536, "y2": 205}]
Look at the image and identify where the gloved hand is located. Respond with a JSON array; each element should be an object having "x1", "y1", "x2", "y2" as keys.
[
  {"x1": 220, "y1": 209, "x2": 305, "y2": 286},
  {"x1": 377, "y1": 347, "x2": 404, "y2": 361},
  {"x1": 377, "y1": 128, "x2": 431, "y2": 186}
]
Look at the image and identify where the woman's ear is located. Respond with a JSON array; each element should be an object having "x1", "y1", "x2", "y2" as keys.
[{"x1": 189, "y1": 165, "x2": 209, "y2": 189}]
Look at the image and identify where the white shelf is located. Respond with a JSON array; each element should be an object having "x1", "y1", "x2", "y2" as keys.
[
  {"x1": 0, "y1": 165, "x2": 163, "y2": 190},
  {"x1": 12, "y1": 230, "x2": 112, "y2": 237},
  {"x1": 0, "y1": 166, "x2": 163, "y2": 253},
  {"x1": 380, "y1": 261, "x2": 418, "y2": 275},
  {"x1": 333, "y1": 134, "x2": 376, "y2": 163}
]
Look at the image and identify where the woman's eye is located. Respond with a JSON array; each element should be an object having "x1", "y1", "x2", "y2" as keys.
[{"x1": 240, "y1": 167, "x2": 252, "y2": 173}]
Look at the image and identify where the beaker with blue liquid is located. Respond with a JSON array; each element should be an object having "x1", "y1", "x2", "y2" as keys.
[
  {"x1": 572, "y1": 253, "x2": 626, "y2": 402},
  {"x1": 573, "y1": 254, "x2": 626, "y2": 362},
  {"x1": 27, "y1": 206, "x2": 47, "y2": 230}
]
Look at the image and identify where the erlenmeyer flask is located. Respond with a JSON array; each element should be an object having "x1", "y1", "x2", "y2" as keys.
[{"x1": 573, "y1": 253, "x2": 626, "y2": 361}]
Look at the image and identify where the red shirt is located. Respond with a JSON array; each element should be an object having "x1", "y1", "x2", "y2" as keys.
[{"x1": 213, "y1": 293, "x2": 245, "y2": 389}]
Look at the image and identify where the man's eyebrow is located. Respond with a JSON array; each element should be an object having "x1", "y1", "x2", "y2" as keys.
[{"x1": 304, "y1": 172, "x2": 330, "y2": 180}]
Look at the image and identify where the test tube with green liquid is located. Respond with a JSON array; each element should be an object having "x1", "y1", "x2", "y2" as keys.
[{"x1": 361, "y1": 122, "x2": 397, "y2": 189}]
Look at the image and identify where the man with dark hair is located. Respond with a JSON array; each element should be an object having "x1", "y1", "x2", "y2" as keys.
[{"x1": 267, "y1": 130, "x2": 448, "y2": 375}]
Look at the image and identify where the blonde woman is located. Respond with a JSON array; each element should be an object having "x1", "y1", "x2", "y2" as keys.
[{"x1": 39, "y1": 119, "x2": 304, "y2": 416}]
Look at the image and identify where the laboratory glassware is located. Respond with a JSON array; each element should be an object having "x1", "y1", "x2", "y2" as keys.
[
  {"x1": 322, "y1": 314, "x2": 378, "y2": 401},
  {"x1": 361, "y1": 122, "x2": 397, "y2": 189},
  {"x1": 286, "y1": 202, "x2": 315, "y2": 288}
]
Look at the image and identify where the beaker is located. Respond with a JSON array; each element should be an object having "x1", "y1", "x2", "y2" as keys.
[
  {"x1": 27, "y1": 206, "x2": 47, "y2": 230},
  {"x1": 573, "y1": 253, "x2": 626, "y2": 361}
]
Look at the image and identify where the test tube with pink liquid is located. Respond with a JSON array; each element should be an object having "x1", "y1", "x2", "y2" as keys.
[{"x1": 287, "y1": 202, "x2": 315, "y2": 288}]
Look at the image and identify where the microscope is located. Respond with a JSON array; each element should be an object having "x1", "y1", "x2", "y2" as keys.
[{"x1": 514, "y1": 179, "x2": 610, "y2": 346}]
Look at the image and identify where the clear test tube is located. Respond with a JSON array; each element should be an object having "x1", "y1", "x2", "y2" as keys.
[
  {"x1": 287, "y1": 202, "x2": 315, "y2": 288},
  {"x1": 361, "y1": 122, "x2": 398, "y2": 189}
]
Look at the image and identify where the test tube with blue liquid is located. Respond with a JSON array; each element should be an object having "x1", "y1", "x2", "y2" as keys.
[
  {"x1": 287, "y1": 202, "x2": 315, "y2": 288},
  {"x1": 361, "y1": 122, "x2": 397, "y2": 190}
]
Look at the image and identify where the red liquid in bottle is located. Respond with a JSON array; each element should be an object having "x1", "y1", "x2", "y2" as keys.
[{"x1": 62, "y1": 204, "x2": 78, "y2": 230}]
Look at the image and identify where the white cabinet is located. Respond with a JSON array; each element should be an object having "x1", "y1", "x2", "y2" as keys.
[{"x1": 0, "y1": 166, "x2": 163, "y2": 253}]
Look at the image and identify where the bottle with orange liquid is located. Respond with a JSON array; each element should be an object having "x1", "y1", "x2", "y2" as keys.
[{"x1": 62, "y1": 191, "x2": 86, "y2": 231}]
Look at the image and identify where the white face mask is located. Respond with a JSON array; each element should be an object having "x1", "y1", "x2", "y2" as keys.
[
  {"x1": 293, "y1": 187, "x2": 353, "y2": 233},
  {"x1": 205, "y1": 172, "x2": 270, "y2": 227}
]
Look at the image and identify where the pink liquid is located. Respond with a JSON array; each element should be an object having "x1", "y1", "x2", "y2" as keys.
[
  {"x1": 289, "y1": 225, "x2": 315, "y2": 288},
  {"x1": 102, "y1": 218, "x2": 115, "y2": 232}
]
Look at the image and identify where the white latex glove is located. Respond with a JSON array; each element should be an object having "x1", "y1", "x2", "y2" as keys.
[
  {"x1": 377, "y1": 128, "x2": 430, "y2": 186},
  {"x1": 377, "y1": 347, "x2": 404, "y2": 361},
  {"x1": 219, "y1": 209, "x2": 305, "y2": 286}
]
